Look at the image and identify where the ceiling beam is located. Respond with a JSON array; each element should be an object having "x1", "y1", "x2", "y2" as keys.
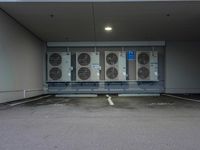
[
  {"x1": 47, "y1": 41, "x2": 166, "y2": 47},
  {"x1": 0, "y1": 0, "x2": 198, "y2": 2}
]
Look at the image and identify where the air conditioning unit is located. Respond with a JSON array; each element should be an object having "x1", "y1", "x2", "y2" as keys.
[
  {"x1": 136, "y1": 51, "x2": 158, "y2": 81},
  {"x1": 105, "y1": 51, "x2": 126, "y2": 81},
  {"x1": 47, "y1": 52, "x2": 72, "y2": 82},
  {"x1": 76, "y1": 52, "x2": 100, "y2": 81}
]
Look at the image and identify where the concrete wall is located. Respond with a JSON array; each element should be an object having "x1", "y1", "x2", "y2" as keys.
[
  {"x1": 165, "y1": 41, "x2": 200, "y2": 93},
  {"x1": 0, "y1": 10, "x2": 44, "y2": 103}
]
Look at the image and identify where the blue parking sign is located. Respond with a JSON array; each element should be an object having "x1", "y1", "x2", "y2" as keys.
[{"x1": 127, "y1": 51, "x2": 135, "y2": 60}]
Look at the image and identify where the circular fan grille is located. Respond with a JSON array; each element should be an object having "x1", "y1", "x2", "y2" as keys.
[
  {"x1": 106, "y1": 67, "x2": 118, "y2": 79},
  {"x1": 106, "y1": 53, "x2": 118, "y2": 65},
  {"x1": 49, "y1": 53, "x2": 62, "y2": 66},
  {"x1": 78, "y1": 67, "x2": 91, "y2": 80},
  {"x1": 78, "y1": 53, "x2": 91, "y2": 66},
  {"x1": 138, "y1": 67, "x2": 150, "y2": 79},
  {"x1": 49, "y1": 67, "x2": 62, "y2": 80},
  {"x1": 138, "y1": 52, "x2": 149, "y2": 65}
]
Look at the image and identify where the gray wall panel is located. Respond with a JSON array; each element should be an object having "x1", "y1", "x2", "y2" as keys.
[{"x1": 165, "y1": 41, "x2": 200, "y2": 93}]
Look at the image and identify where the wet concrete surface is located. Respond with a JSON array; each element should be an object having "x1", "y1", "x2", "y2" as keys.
[{"x1": 0, "y1": 95, "x2": 200, "y2": 150}]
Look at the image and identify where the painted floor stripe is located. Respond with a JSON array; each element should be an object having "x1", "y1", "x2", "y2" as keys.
[
  {"x1": 106, "y1": 95, "x2": 114, "y2": 106},
  {"x1": 9, "y1": 95, "x2": 51, "y2": 107},
  {"x1": 163, "y1": 94, "x2": 200, "y2": 103}
]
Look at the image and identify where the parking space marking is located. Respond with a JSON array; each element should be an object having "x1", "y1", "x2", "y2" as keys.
[
  {"x1": 9, "y1": 95, "x2": 51, "y2": 107},
  {"x1": 163, "y1": 94, "x2": 200, "y2": 103},
  {"x1": 106, "y1": 95, "x2": 114, "y2": 106}
]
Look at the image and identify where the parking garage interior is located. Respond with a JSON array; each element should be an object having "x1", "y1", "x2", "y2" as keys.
[{"x1": 0, "y1": 1, "x2": 200, "y2": 150}]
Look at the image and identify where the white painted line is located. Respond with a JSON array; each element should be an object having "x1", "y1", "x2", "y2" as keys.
[
  {"x1": 108, "y1": 97, "x2": 114, "y2": 106},
  {"x1": 163, "y1": 94, "x2": 200, "y2": 103},
  {"x1": 9, "y1": 95, "x2": 51, "y2": 107},
  {"x1": 106, "y1": 95, "x2": 114, "y2": 106}
]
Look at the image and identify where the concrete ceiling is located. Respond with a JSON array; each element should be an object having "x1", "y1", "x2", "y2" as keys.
[{"x1": 1, "y1": 2, "x2": 200, "y2": 42}]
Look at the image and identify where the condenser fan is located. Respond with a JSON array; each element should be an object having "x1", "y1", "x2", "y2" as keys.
[
  {"x1": 106, "y1": 53, "x2": 118, "y2": 65},
  {"x1": 49, "y1": 53, "x2": 62, "y2": 66},
  {"x1": 78, "y1": 67, "x2": 91, "y2": 80},
  {"x1": 78, "y1": 53, "x2": 91, "y2": 66},
  {"x1": 106, "y1": 67, "x2": 118, "y2": 79},
  {"x1": 138, "y1": 67, "x2": 150, "y2": 79},
  {"x1": 49, "y1": 67, "x2": 62, "y2": 80},
  {"x1": 138, "y1": 52, "x2": 149, "y2": 65}
]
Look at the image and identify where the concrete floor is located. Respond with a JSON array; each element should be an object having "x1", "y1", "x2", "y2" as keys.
[{"x1": 0, "y1": 95, "x2": 200, "y2": 150}]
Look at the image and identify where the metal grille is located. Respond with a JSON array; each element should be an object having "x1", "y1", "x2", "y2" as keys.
[
  {"x1": 138, "y1": 67, "x2": 150, "y2": 79},
  {"x1": 106, "y1": 67, "x2": 118, "y2": 79},
  {"x1": 78, "y1": 67, "x2": 91, "y2": 80},
  {"x1": 106, "y1": 53, "x2": 118, "y2": 65},
  {"x1": 49, "y1": 53, "x2": 62, "y2": 66},
  {"x1": 78, "y1": 53, "x2": 91, "y2": 66},
  {"x1": 49, "y1": 67, "x2": 62, "y2": 80},
  {"x1": 138, "y1": 52, "x2": 149, "y2": 65}
]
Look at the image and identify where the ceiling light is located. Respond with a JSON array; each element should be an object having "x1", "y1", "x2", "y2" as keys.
[{"x1": 105, "y1": 26, "x2": 112, "y2": 31}]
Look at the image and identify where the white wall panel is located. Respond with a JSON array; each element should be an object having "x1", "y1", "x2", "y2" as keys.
[{"x1": 0, "y1": 10, "x2": 44, "y2": 103}]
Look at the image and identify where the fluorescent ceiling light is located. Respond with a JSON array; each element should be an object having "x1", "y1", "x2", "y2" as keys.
[{"x1": 105, "y1": 26, "x2": 112, "y2": 31}]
